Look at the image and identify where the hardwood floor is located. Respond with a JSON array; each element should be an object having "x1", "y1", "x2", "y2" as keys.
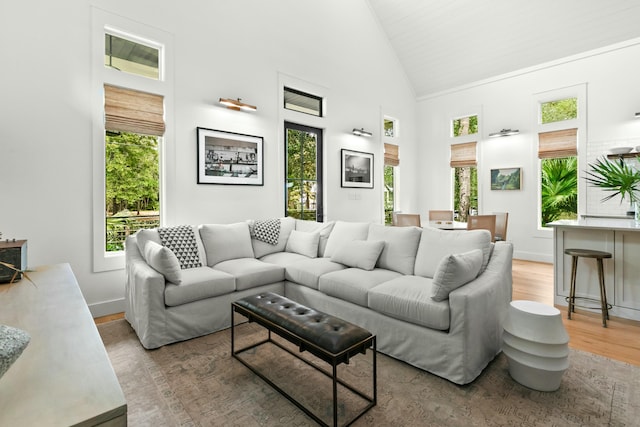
[
  {"x1": 512, "y1": 259, "x2": 640, "y2": 366},
  {"x1": 96, "y1": 259, "x2": 639, "y2": 366}
]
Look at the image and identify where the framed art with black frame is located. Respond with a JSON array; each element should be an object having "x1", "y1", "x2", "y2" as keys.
[
  {"x1": 341, "y1": 149, "x2": 374, "y2": 188},
  {"x1": 197, "y1": 127, "x2": 263, "y2": 185}
]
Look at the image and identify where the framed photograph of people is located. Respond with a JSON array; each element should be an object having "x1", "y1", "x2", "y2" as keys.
[
  {"x1": 341, "y1": 149, "x2": 374, "y2": 188},
  {"x1": 197, "y1": 127, "x2": 263, "y2": 185}
]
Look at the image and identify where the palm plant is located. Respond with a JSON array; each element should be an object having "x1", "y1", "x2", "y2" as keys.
[
  {"x1": 541, "y1": 157, "x2": 578, "y2": 225},
  {"x1": 584, "y1": 156, "x2": 640, "y2": 205}
]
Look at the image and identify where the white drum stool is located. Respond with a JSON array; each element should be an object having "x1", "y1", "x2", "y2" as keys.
[{"x1": 503, "y1": 300, "x2": 569, "y2": 391}]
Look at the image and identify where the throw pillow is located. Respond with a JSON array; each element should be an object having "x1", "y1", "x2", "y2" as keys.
[
  {"x1": 285, "y1": 230, "x2": 320, "y2": 258},
  {"x1": 367, "y1": 223, "x2": 422, "y2": 275},
  {"x1": 323, "y1": 221, "x2": 370, "y2": 258},
  {"x1": 135, "y1": 228, "x2": 162, "y2": 261},
  {"x1": 0, "y1": 324, "x2": 30, "y2": 379},
  {"x1": 144, "y1": 241, "x2": 183, "y2": 284},
  {"x1": 199, "y1": 222, "x2": 255, "y2": 267},
  {"x1": 331, "y1": 240, "x2": 385, "y2": 270},
  {"x1": 249, "y1": 218, "x2": 281, "y2": 245},
  {"x1": 431, "y1": 249, "x2": 483, "y2": 302},
  {"x1": 157, "y1": 225, "x2": 202, "y2": 269}
]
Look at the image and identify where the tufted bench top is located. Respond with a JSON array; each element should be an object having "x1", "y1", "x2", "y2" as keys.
[{"x1": 234, "y1": 292, "x2": 372, "y2": 360}]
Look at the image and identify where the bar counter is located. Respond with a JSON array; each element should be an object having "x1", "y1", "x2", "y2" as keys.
[{"x1": 548, "y1": 218, "x2": 640, "y2": 321}]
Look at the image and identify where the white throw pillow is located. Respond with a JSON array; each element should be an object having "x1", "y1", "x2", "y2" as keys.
[
  {"x1": 323, "y1": 221, "x2": 370, "y2": 257},
  {"x1": 295, "y1": 220, "x2": 335, "y2": 257},
  {"x1": 285, "y1": 230, "x2": 320, "y2": 258},
  {"x1": 199, "y1": 222, "x2": 255, "y2": 266},
  {"x1": 414, "y1": 227, "x2": 491, "y2": 278},
  {"x1": 431, "y1": 249, "x2": 483, "y2": 302},
  {"x1": 331, "y1": 240, "x2": 385, "y2": 270},
  {"x1": 367, "y1": 223, "x2": 422, "y2": 275},
  {"x1": 144, "y1": 241, "x2": 183, "y2": 284},
  {"x1": 135, "y1": 228, "x2": 162, "y2": 261}
]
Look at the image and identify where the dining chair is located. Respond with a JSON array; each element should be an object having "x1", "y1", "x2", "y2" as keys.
[
  {"x1": 467, "y1": 214, "x2": 497, "y2": 242},
  {"x1": 393, "y1": 213, "x2": 422, "y2": 227},
  {"x1": 428, "y1": 210, "x2": 454, "y2": 221},
  {"x1": 493, "y1": 212, "x2": 509, "y2": 242}
]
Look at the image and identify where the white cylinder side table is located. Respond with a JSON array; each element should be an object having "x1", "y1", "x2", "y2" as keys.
[{"x1": 503, "y1": 300, "x2": 569, "y2": 392}]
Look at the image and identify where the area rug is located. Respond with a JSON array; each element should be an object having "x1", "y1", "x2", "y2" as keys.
[{"x1": 98, "y1": 319, "x2": 639, "y2": 426}]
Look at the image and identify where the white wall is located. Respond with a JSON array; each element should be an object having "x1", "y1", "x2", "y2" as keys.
[
  {"x1": 417, "y1": 39, "x2": 640, "y2": 262},
  {"x1": 0, "y1": 0, "x2": 417, "y2": 315}
]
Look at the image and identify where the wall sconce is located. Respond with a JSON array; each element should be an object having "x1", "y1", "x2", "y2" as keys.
[
  {"x1": 634, "y1": 112, "x2": 640, "y2": 118},
  {"x1": 219, "y1": 98, "x2": 257, "y2": 112},
  {"x1": 489, "y1": 128, "x2": 519, "y2": 138},
  {"x1": 352, "y1": 128, "x2": 372, "y2": 137}
]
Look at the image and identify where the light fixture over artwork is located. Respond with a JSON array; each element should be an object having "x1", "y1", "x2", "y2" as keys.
[
  {"x1": 489, "y1": 128, "x2": 519, "y2": 138},
  {"x1": 352, "y1": 128, "x2": 372, "y2": 137},
  {"x1": 218, "y1": 98, "x2": 257, "y2": 112},
  {"x1": 635, "y1": 112, "x2": 640, "y2": 118}
]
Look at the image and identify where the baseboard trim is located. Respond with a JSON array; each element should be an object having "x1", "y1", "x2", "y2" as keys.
[
  {"x1": 513, "y1": 250, "x2": 553, "y2": 264},
  {"x1": 89, "y1": 298, "x2": 125, "y2": 318}
]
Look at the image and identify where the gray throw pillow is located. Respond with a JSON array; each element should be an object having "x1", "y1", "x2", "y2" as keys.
[
  {"x1": 431, "y1": 249, "x2": 483, "y2": 301},
  {"x1": 285, "y1": 230, "x2": 320, "y2": 258},
  {"x1": 144, "y1": 241, "x2": 183, "y2": 284},
  {"x1": 331, "y1": 240, "x2": 385, "y2": 270}
]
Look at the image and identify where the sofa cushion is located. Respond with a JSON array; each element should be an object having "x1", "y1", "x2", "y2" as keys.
[
  {"x1": 135, "y1": 228, "x2": 162, "y2": 256},
  {"x1": 260, "y1": 251, "x2": 311, "y2": 267},
  {"x1": 285, "y1": 257, "x2": 347, "y2": 290},
  {"x1": 323, "y1": 221, "x2": 369, "y2": 257},
  {"x1": 249, "y1": 217, "x2": 296, "y2": 258},
  {"x1": 144, "y1": 241, "x2": 183, "y2": 284},
  {"x1": 318, "y1": 268, "x2": 402, "y2": 307},
  {"x1": 164, "y1": 267, "x2": 235, "y2": 306},
  {"x1": 331, "y1": 240, "x2": 385, "y2": 270},
  {"x1": 368, "y1": 223, "x2": 422, "y2": 275},
  {"x1": 368, "y1": 275, "x2": 450, "y2": 330},
  {"x1": 431, "y1": 249, "x2": 483, "y2": 302},
  {"x1": 295, "y1": 220, "x2": 335, "y2": 257},
  {"x1": 414, "y1": 227, "x2": 491, "y2": 279},
  {"x1": 199, "y1": 222, "x2": 255, "y2": 267},
  {"x1": 285, "y1": 230, "x2": 320, "y2": 258},
  {"x1": 213, "y1": 258, "x2": 285, "y2": 291}
]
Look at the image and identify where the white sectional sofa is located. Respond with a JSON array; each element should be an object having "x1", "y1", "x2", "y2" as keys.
[{"x1": 124, "y1": 217, "x2": 513, "y2": 385}]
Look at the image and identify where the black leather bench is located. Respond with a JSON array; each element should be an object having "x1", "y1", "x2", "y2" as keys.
[{"x1": 232, "y1": 292, "x2": 376, "y2": 427}]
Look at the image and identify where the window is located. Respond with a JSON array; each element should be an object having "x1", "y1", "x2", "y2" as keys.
[
  {"x1": 540, "y1": 98, "x2": 577, "y2": 124},
  {"x1": 451, "y1": 142, "x2": 478, "y2": 221},
  {"x1": 92, "y1": 8, "x2": 172, "y2": 271},
  {"x1": 384, "y1": 117, "x2": 397, "y2": 137},
  {"x1": 384, "y1": 143, "x2": 399, "y2": 224},
  {"x1": 285, "y1": 122, "x2": 323, "y2": 221},
  {"x1": 452, "y1": 115, "x2": 478, "y2": 137},
  {"x1": 105, "y1": 33, "x2": 160, "y2": 79},
  {"x1": 539, "y1": 129, "x2": 578, "y2": 226},
  {"x1": 284, "y1": 87, "x2": 323, "y2": 117}
]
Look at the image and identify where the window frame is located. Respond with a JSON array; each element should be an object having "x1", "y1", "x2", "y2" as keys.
[
  {"x1": 532, "y1": 84, "x2": 587, "y2": 236},
  {"x1": 91, "y1": 8, "x2": 174, "y2": 272}
]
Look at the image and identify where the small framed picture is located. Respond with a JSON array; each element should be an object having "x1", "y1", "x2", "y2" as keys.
[
  {"x1": 491, "y1": 167, "x2": 521, "y2": 190},
  {"x1": 197, "y1": 127, "x2": 263, "y2": 185},
  {"x1": 341, "y1": 149, "x2": 374, "y2": 188}
]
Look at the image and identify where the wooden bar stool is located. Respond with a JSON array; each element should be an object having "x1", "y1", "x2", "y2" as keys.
[{"x1": 564, "y1": 248, "x2": 612, "y2": 327}]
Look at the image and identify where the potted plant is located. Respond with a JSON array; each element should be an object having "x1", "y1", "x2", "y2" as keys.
[{"x1": 585, "y1": 156, "x2": 640, "y2": 221}]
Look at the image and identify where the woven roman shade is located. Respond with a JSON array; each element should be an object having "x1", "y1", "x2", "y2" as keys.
[
  {"x1": 538, "y1": 128, "x2": 577, "y2": 159},
  {"x1": 104, "y1": 84, "x2": 165, "y2": 136},
  {"x1": 450, "y1": 141, "x2": 477, "y2": 167},
  {"x1": 384, "y1": 143, "x2": 399, "y2": 166}
]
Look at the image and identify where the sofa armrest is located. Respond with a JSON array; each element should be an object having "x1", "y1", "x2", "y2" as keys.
[
  {"x1": 124, "y1": 235, "x2": 169, "y2": 349},
  {"x1": 447, "y1": 242, "x2": 513, "y2": 376}
]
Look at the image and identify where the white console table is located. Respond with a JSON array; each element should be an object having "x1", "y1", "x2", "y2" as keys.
[
  {"x1": 0, "y1": 263, "x2": 127, "y2": 426},
  {"x1": 548, "y1": 218, "x2": 640, "y2": 321}
]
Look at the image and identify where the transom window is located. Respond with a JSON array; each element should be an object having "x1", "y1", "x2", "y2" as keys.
[
  {"x1": 105, "y1": 33, "x2": 160, "y2": 80},
  {"x1": 452, "y1": 115, "x2": 478, "y2": 137},
  {"x1": 540, "y1": 98, "x2": 577, "y2": 124},
  {"x1": 284, "y1": 87, "x2": 323, "y2": 117}
]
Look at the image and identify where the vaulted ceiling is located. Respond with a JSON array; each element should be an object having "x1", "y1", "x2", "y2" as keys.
[{"x1": 367, "y1": 0, "x2": 640, "y2": 98}]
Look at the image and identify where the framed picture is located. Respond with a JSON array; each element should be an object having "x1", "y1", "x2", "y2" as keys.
[
  {"x1": 341, "y1": 149, "x2": 374, "y2": 188},
  {"x1": 197, "y1": 127, "x2": 263, "y2": 185},
  {"x1": 491, "y1": 167, "x2": 521, "y2": 190}
]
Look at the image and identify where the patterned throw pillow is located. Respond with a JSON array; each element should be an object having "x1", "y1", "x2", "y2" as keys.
[
  {"x1": 250, "y1": 219, "x2": 281, "y2": 246},
  {"x1": 158, "y1": 225, "x2": 202, "y2": 269}
]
